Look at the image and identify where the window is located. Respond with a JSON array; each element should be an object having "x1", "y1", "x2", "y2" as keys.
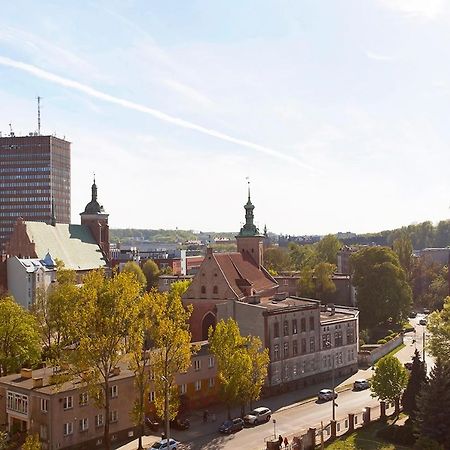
[
  {"x1": 309, "y1": 316, "x2": 315, "y2": 331},
  {"x1": 194, "y1": 359, "x2": 201, "y2": 371},
  {"x1": 213, "y1": 286, "x2": 218, "y2": 294},
  {"x1": 274, "y1": 322, "x2": 279, "y2": 338},
  {"x1": 201, "y1": 286, "x2": 206, "y2": 294},
  {"x1": 322, "y1": 333, "x2": 331, "y2": 349},
  {"x1": 109, "y1": 410, "x2": 118, "y2": 423},
  {"x1": 79, "y1": 392, "x2": 88, "y2": 406},
  {"x1": 310, "y1": 337, "x2": 315, "y2": 353},
  {"x1": 301, "y1": 339, "x2": 307, "y2": 354},
  {"x1": 283, "y1": 321, "x2": 289, "y2": 336},
  {"x1": 300, "y1": 318, "x2": 306, "y2": 332},
  {"x1": 335, "y1": 331, "x2": 343, "y2": 347},
  {"x1": 40, "y1": 398, "x2": 48, "y2": 412},
  {"x1": 63, "y1": 422, "x2": 73, "y2": 436},
  {"x1": 208, "y1": 378, "x2": 215, "y2": 388},
  {"x1": 195, "y1": 380, "x2": 202, "y2": 391},
  {"x1": 7, "y1": 392, "x2": 28, "y2": 415},
  {"x1": 95, "y1": 414, "x2": 104, "y2": 427},
  {"x1": 273, "y1": 344, "x2": 279, "y2": 360},
  {"x1": 109, "y1": 385, "x2": 118, "y2": 398},
  {"x1": 292, "y1": 319, "x2": 298, "y2": 335},
  {"x1": 40, "y1": 424, "x2": 48, "y2": 440},
  {"x1": 180, "y1": 384, "x2": 187, "y2": 395},
  {"x1": 283, "y1": 279, "x2": 288, "y2": 286},
  {"x1": 149, "y1": 391, "x2": 155, "y2": 402},
  {"x1": 208, "y1": 356, "x2": 214, "y2": 368},
  {"x1": 283, "y1": 342, "x2": 289, "y2": 358},
  {"x1": 79, "y1": 418, "x2": 89, "y2": 432},
  {"x1": 292, "y1": 340, "x2": 298, "y2": 356},
  {"x1": 346, "y1": 327, "x2": 355, "y2": 344},
  {"x1": 63, "y1": 396, "x2": 73, "y2": 410}
]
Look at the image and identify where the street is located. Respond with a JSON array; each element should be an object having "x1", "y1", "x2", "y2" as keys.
[{"x1": 119, "y1": 315, "x2": 431, "y2": 450}]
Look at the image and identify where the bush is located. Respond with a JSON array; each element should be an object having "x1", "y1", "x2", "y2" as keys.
[
  {"x1": 377, "y1": 339, "x2": 387, "y2": 344},
  {"x1": 385, "y1": 336, "x2": 393, "y2": 342},
  {"x1": 414, "y1": 436, "x2": 444, "y2": 450},
  {"x1": 377, "y1": 423, "x2": 415, "y2": 446}
]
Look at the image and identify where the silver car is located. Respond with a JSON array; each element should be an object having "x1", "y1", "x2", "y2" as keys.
[
  {"x1": 318, "y1": 389, "x2": 337, "y2": 401},
  {"x1": 243, "y1": 407, "x2": 272, "y2": 425}
]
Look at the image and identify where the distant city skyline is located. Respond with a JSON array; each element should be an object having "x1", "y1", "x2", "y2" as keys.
[{"x1": 1, "y1": 1, "x2": 450, "y2": 235}]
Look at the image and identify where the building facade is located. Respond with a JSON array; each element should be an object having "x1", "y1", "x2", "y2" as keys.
[{"x1": 0, "y1": 135, "x2": 71, "y2": 249}]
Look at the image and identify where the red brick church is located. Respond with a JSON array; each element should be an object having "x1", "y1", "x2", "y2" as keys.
[{"x1": 182, "y1": 189, "x2": 278, "y2": 341}]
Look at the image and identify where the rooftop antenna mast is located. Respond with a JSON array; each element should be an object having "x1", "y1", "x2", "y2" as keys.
[
  {"x1": 37, "y1": 96, "x2": 41, "y2": 135},
  {"x1": 9, "y1": 123, "x2": 14, "y2": 137}
]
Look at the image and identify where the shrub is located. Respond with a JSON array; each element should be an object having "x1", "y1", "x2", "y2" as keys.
[
  {"x1": 385, "y1": 336, "x2": 393, "y2": 342},
  {"x1": 377, "y1": 339, "x2": 387, "y2": 344},
  {"x1": 377, "y1": 423, "x2": 415, "y2": 446}
]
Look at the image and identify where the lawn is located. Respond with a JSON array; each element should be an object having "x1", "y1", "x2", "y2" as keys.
[{"x1": 324, "y1": 421, "x2": 413, "y2": 450}]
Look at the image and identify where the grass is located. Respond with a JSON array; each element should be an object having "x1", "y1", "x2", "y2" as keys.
[{"x1": 323, "y1": 420, "x2": 412, "y2": 450}]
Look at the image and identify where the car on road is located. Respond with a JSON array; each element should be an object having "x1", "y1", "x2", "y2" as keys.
[
  {"x1": 408, "y1": 311, "x2": 417, "y2": 318},
  {"x1": 170, "y1": 417, "x2": 190, "y2": 430},
  {"x1": 423, "y1": 308, "x2": 430, "y2": 314},
  {"x1": 419, "y1": 318, "x2": 428, "y2": 326},
  {"x1": 148, "y1": 438, "x2": 178, "y2": 450},
  {"x1": 318, "y1": 389, "x2": 338, "y2": 401},
  {"x1": 353, "y1": 379, "x2": 370, "y2": 391},
  {"x1": 243, "y1": 407, "x2": 272, "y2": 425},
  {"x1": 219, "y1": 418, "x2": 245, "y2": 434}
]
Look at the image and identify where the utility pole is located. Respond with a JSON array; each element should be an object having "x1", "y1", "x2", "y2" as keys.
[{"x1": 37, "y1": 96, "x2": 41, "y2": 135}]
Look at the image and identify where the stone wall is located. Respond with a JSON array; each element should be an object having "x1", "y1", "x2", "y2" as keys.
[{"x1": 357, "y1": 334, "x2": 404, "y2": 367}]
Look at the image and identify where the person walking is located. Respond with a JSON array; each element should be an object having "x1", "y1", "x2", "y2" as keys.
[
  {"x1": 278, "y1": 435, "x2": 283, "y2": 448},
  {"x1": 284, "y1": 436, "x2": 289, "y2": 448}
]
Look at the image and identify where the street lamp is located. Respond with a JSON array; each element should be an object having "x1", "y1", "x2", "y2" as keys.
[
  {"x1": 161, "y1": 375, "x2": 170, "y2": 446},
  {"x1": 324, "y1": 340, "x2": 336, "y2": 421},
  {"x1": 273, "y1": 419, "x2": 277, "y2": 440}
]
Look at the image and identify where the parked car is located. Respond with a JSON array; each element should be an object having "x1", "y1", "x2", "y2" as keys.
[
  {"x1": 219, "y1": 418, "x2": 244, "y2": 434},
  {"x1": 148, "y1": 438, "x2": 178, "y2": 450},
  {"x1": 243, "y1": 407, "x2": 272, "y2": 425},
  {"x1": 423, "y1": 308, "x2": 430, "y2": 314},
  {"x1": 419, "y1": 318, "x2": 427, "y2": 326},
  {"x1": 353, "y1": 379, "x2": 370, "y2": 391},
  {"x1": 408, "y1": 311, "x2": 417, "y2": 318},
  {"x1": 170, "y1": 417, "x2": 190, "y2": 430},
  {"x1": 317, "y1": 389, "x2": 338, "y2": 401},
  {"x1": 145, "y1": 416, "x2": 160, "y2": 431}
]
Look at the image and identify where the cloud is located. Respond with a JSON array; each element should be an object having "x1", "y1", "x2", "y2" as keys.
[
  {"x1": 365, "y1": 50, "x2": 395, "y2": 61},
  {"x1": 378, "y1": 0, "x2": 446, "y2": 19},
  {"x1": 163, "y1": 79, "x2": 213, "y2": 108},
  {"x1": 0, "y1": 55, "x2": 312, "y2": 170}
]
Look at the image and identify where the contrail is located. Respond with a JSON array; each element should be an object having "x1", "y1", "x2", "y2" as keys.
[{"x1": 0, "y1": 55, "x2": 312, "y2": 170}]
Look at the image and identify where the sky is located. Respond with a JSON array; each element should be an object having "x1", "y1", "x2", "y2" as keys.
[{"x1": 1, "y1": 0, "x2": 450, "y2": 235}]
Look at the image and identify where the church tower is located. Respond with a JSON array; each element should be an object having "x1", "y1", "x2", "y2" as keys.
[
  {"x1": 80, "y1": 177, "x2": 110, "y2": 261},
  {"x1": 236, "y1": 184, "x2": 265, "y2": 267}
]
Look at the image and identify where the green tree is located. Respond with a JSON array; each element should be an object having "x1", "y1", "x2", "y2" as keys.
[
  {"x1": 263, "y1": 247, "x2": 291, "y2": 274},
  {"x1": 147, "y1": 289, "x2": 195, "y2": 444},
  {"x1": 59, "y1": 270, "x2": 142, "y2": 450},
  {"x1": 427, "y1": 297, "x2": 450, "y2": 362},
  {"x1": 142, "y1": 259, "x2": 160, "y2": 290},
  {"x1": 298, "y1": 266, "x2": 315, "y2": 297},
  {"x1": 401, "y1": 349, "x2": 427, "y2": 420},
  {"x1": 314, "y1": 262, "x2": 336, "y2": 301},
  {"x1": 32, "y1": 268, "x2": 78, "y2": 361},
  {"x1": 422, "y1": 266, "x2": 448, "y2": 311},
  {"x1": 0, "y1": 296, "x2": 40, "y2": 376},
  {"x1": 370, "y1": 355, "x2": 408, "y2": 415},
  {"x1": 416, "y1": 358, "x2": 450, "y2": 447},
  {"x1": 169, "y1": 280, "x2": 192, "y2": 298},
  {"x1": 288, "y1": 243, "x2": 316, "y2": 270},
  {"x1": 351, "y1": 247, "x2": 412, "y2": 328},
  {"x1": 122, "y1": 261, "x2": 147, "y2": 291},
  {"x1": 434, "y1": 220, "x2": 450, "y2": 247},
  {"x1": 23, "y1": 434, "x2": 42, "y2": 450},
  {"x1": 0, "y1": 431, "x2": 7, "y2": 450},
  {"x1": 393, "y1": 232, "x2": 413, "y2": 278},
  {"x1": 315, "y1": 234, "x2": 341, "y2": 265}
]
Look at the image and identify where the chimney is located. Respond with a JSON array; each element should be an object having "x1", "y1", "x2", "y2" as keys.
[
  {"x1": 21, "y1": 368, "x2": 32, "y2": 379},
  {"x1": 33, "y1": 377, "x2": 43, "y2": 388}
]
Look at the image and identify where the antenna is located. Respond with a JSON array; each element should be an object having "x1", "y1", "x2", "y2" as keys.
[
  {"x1": 9, "y1": 123, "x2": 14, "y2": 137},
  {"x1": 37, "y1": 96, "x2": 41, "y2": 135}
]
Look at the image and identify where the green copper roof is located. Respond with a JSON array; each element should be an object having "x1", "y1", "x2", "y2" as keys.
[
  {"x1": 24, "y1": 222, "x2": 107, "y2": 270},
  {"x1": 82, "y1": 178, "x2": 105, "y2": 215},
  {"x1": 238, "y1": 186, "x2": 260, "y2": 237}
]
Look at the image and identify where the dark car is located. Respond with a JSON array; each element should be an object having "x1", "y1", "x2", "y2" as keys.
[
  {"x1": 408, "y1": 311, "x2": 417, "y2": 318},
  {"x1": 170, "y1": 417, "x2": 190, "y2": 430},
  {"x1": 219, "y1": 418, "x2": 244, "y2": 434}
]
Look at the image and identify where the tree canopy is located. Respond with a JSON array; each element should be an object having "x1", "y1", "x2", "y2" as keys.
[
  {"x1": 142, "y1": 259, "x2": 160, "y2": 290},
  {"x1": 351, "y1": 246, "x2": 412, "y2": 328},
  {"x1": 427, "y1": 297, "x2": 450, "y2": 363},
  {"x1": 401, "y1": 349, "x2": 427, "y2": 420},
  {"x1": 122, "y1": 261, "x2": 147, "y2": 291}
]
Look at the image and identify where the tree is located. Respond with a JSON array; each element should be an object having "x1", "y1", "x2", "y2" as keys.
[
  {"x1": 351, "y1": 247, "x2": 412, "y2": 328},
  {"x1": 370, "y1": 355, "x2": 408, "y2": 415},
  {"x1": 315, "y1": 234, "x2": 341, "y2": 265},
  {"x1": 427, "y1": 297, "x2": 450, "y2": 363},
  {"x1": 298, "y1": 266, "x2": 315, "y2": 297},
  {"x1": 434, "y1": 220, "x2": 450, "y2": 248},
  {"x1": 147, "y1": 289, "x2": 195, "y2": 444},
  {"x1": 31, "y1": 268, "x2": 78, "y2": 361},
  {"x1": 393, "y1": 232, "x2": 413, "y2": 278},
  {"x1": 59, "y1": 270, "x2": 142, "y2": 450},
  {"x1": 142, "y1": 259, "x2": 160, "y2": 290},
  {"x1": 0, "y1": 431, "x2": 7, "y2": 450},
  {"x1": 23, "y1": 434, "x2": 42, "y2": 450},
  {"x1": 421, "y1": 266, "x2": 448, "y2": 311},
  {"x1": 314, "y1": 262, "x2": 336, "y2": 301},
  {"x1": 401, "y1": 349, "x2": 427, "y2": 420},
  {"x1": 122, "y1": 261, "x2": 147, "y2": 291},
  {"x1": 0, "y1": 296, "x2": 41, "y2": 376},
  {"x1": 263, "y1": 247, "x2": 291, "y2": 274},
  {"x1": 416, "y1": 358, "x2": 450, "y2": 447},
  {"x1": 288, "y1": 243, "x2": 316, "y2": 271},
  {"x1": 169, "y1": 280, "x2": 192, "y2": 299}
]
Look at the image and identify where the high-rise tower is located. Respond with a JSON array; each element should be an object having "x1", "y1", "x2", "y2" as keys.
[{"x1": 0, "y1": 135, "x2": 71, "y2": 249}]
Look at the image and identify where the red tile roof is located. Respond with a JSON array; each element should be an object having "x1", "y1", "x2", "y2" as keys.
[{"x1": 213, "y1": 252, "x2": 277, "y2": 298}]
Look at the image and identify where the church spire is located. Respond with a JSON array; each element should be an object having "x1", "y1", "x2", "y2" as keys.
[
  {"x1": 239, "y1": 180, "x2": 259, "y2": 236},
  {"x1": 91, "y1": 174, "x2": 97, "y2": 202}
]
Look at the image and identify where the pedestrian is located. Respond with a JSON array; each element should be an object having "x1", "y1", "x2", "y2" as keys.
[
  {"x1": 203, "y1": 410, "x2": 208, "y2": 423},
  {"x1": 161, "y1": 432, "x2": 166, "y2": 441},
  {"x1": 284, "y1": 436, "x2": 289, "y2": 448},
  {"x1": 278, "y1": 435, "x2": 283, "y2": 447}
]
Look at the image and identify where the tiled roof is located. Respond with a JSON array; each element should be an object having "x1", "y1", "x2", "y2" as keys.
[
  {"x1": 24, "y1": 222, "x2": 107, "y2": 271},
  {"x1": 213, "y1": 252, "x2": 277, "y2": 298}
]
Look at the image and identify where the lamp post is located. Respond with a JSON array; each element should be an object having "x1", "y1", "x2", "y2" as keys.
[
  {"x1": 273, "y1": 418, "x2": 277, "y2": 440},
  {"x1": 325, "y1": 340, "x2": 336, "y2": 421},
  {"x1": 161, "y1": 375, "x2": 170, "y2": 446}
]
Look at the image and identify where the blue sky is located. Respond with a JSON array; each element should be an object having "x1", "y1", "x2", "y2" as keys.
[{"x1": 1, "y1": 0, "x2": 450, "y2": 234}]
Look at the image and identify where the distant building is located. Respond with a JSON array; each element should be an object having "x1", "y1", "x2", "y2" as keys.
[
  {"x1": 0, "y1": 135, "x2": 71, "y2": 250},
  {"x1": 415, "y1": 248, "x2": 450, "y2": 267}
]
